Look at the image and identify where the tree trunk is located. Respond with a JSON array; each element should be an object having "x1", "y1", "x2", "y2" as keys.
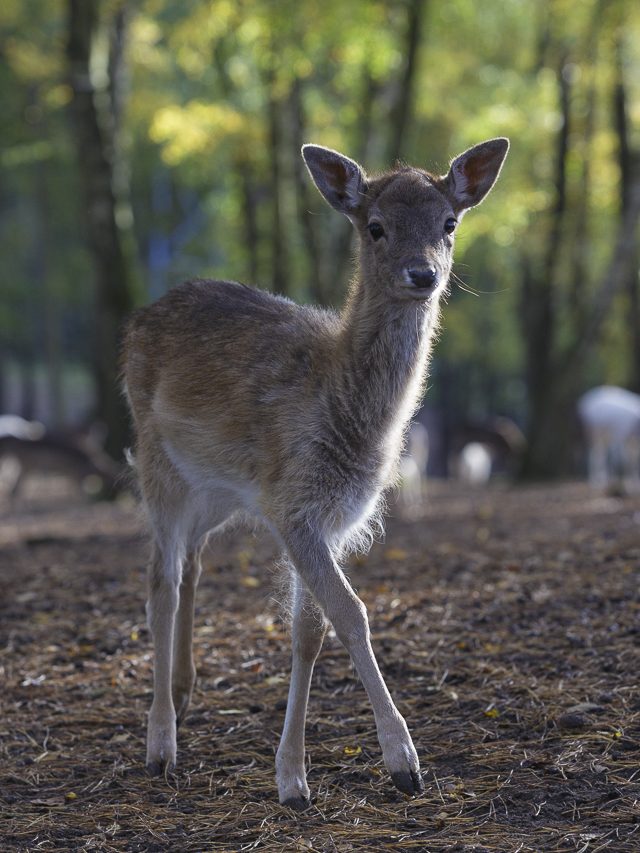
[
  {"x1": 36, "y1": 158, "x2": 64, "y2": 427},
  {"x1": 568, "y1": 70, "x2": 595, "y2": 336},
  {"x1": 66, "y1": 0, "x2": 137, "y2": 459},
  {"x1": 212, "y1": 36, "x2": 262, "y2": 288},
  {"x1": 267, "y1": 89, "x2": 289, "y2": 296},
  {"x1": 238, "y1": 163, "x2": 260, "y2": 285},
  {"x1": 331, "y1": 71, "x2": 383, "y2": 305},
  {"x1": 519, "y1": 57, "x2": 571, "y2": 478},
  {"x1": 614, "y1": 38, "x2": 640, "y2": 392},
  {"x1": 519, "y1": 168, "x2": 640, "y2": 478},
  {"x1": 386, "y1": 0, "x2": 427, "y2": 164},
  {"x1": 290, "y1": 78, "x2": 323, "y2": 303},
  {"x1": 20, "y1": 359, "x2": 37, "y2": 422}
]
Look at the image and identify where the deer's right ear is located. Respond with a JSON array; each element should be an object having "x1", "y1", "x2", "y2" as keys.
[{"x1": 302, "y1": 145, "x2": 366, "y2": 216}]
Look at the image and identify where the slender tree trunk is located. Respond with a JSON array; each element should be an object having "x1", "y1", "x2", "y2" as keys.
[
  {"x1": 36, "y1": 158, "x2": 64, "y2": 426},
  {"x1": 66, "y1": 0, "x2": 137, "y2": 459},
  {"x1": 238, "y1": 163, "x2": 260, "y2": 285},
  {"x1": 20, "y1": 359, "x2": 37, "y2": 421},
  {"x1": 26, "y1": 83, "x2": 64, "y2": 427},
  {"x1": 519, "y1": 57, "x2": 571, "y2": 477},
  {"x1": 267, "y1": 89, "x2": 289, "y2": 296},
  {"x1": 356, "y1": 70, "x2": 381, "y2": 166},
  {"x1": 614, "y1": 38, "x2": 640, "y2": 392},
  {"x1": 331, "y1": 70, "x2": 383, "y2": 305},
  {"x1": 290, "y1": 78, "x2": 323, "y2": 303},
  {"x1": 568, "y1": 68, "x2": 595, "y2": 335},
  {"x1": 213, "y1": 36, "x2": 262, "y2": 287},
  {"x1": 386, "y1": 0, "x2": 427, "y2": 164},
  {"x1": 0, "y1": 348, "x2": 5, "y2": 412}
]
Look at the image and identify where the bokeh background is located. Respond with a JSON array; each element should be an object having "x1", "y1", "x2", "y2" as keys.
[
  {"x1": 3, "y1": 6, "x2": 640, "y2": 849},
  {"x1": 1, "y1": 0, "x2": 639, "y2": 479}
]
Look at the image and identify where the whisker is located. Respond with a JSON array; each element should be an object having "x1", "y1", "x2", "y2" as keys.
[
  {"x1": 450, "y1": 270, "x2": 510, "y2": 296},
  {"x1": 450, "y1": 271, "x2": 480, "y2": 297},
  {"x1": 455, "y1": 282, "x2": 480, "y2": 297}
]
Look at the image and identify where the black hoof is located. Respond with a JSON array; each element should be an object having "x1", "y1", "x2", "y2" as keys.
[
  {"x1": 281, "y1": 795, "x2": 311, "y2": 811},
  {"x1": 391, "y1": 768, "x2": 424, "y2": 796},
  {"x1": 146, "y1": 759, "x2": 174, "y2": 777}
]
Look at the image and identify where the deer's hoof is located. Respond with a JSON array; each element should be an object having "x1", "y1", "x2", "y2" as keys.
[
  {"x1": 391, "y1": 768, "x2": 424, "y2": 796},
  {"x1": 146, "y1": 757, "x2": 175, "y2": 777},
  {"x1": 281, "y1": 794, "x2": 311, "y2": 811},
  {"x1": 146, "y1": 709, "x2": 177, "y2": 776}
]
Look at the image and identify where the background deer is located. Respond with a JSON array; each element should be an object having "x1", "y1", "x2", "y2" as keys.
[
  {"x1": 578, "y1": 385, "x2": 640, "y2": 492},
  {"x1": 0, "y1": 419, "x2": 121, "y2": 502},
  {"x1": 398, "y1": 422, "x2": 430, "y2": 513},
  {"x1": 123, "y1": 137, "x2": 509, "y2": 808}
]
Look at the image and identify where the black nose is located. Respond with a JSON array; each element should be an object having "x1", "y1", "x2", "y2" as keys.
[{"x1": 407, "y1": 267, "x2": 437, "y2": 289}]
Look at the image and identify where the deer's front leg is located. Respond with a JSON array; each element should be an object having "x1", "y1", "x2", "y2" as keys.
[
  {"x1": 284, "y1": 529, "x2": 423, "y2": 798},
  {"x1": 276, "y1": 574, "x2": 327, "y2": 809},
  {"x1": 146, "y1": 545, "x2": 181, "y2": 775}
]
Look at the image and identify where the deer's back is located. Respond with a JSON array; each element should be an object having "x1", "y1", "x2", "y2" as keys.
[{"x1": 124, "y1": 279, "x2": 343, "y2": 486}]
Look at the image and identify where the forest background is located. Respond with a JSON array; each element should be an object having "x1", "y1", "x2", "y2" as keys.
[{"x1": 1, "y1": 0, "x2": 639, "y2": 477}]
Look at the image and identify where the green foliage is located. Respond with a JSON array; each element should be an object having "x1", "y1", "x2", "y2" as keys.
[{"x1": 1, "y1": 0, "x2": 639, "y2": 434}]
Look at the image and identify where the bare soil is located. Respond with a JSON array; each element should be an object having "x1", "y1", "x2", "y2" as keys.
[{"x1": 1, "y1": 479, "x2": 639, "y2": 852}]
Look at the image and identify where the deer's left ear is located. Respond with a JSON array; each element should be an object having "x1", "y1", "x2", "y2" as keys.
[{"x1": 445, "y1": 138, "x2": 509, "y2": 213}]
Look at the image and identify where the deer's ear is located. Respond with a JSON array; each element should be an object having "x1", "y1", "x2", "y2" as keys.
[
  {"x1": 445, "y1": 138, "x2": 509, "y2": 213},
  {"x1": 302, "y1": 144, "x2": 366, "y2": 216}
]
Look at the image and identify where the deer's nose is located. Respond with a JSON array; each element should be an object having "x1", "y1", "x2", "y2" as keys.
[{"x1": 407, "y1": 266, "x2": 438, "y2": 290}]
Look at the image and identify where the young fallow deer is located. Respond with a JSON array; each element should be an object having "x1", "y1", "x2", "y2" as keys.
[{"x1": 123, "y1": 137, "x2": 509, "y2": 808}]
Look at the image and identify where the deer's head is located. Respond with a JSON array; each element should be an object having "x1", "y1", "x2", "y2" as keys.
[{"x1": 302, "y1": 139, "x2": 509, "y2": 302}]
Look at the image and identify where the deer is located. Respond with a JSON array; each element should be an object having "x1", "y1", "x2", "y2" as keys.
[
  {"x1": 457, "y1": 441, "x2": 493, "y2": 485},
  {"x1": 123, "y1": 137, "x2": 509, "y2": 808},
  {"x1": 0, "y1": 423, "x2": 122, "y2": 502},
  {"x1": 578, "y1": 385, "x2": 640, "y2": 492},
  {"x1": 398, "y1": 421, "x2": 430, "y2": 512}
]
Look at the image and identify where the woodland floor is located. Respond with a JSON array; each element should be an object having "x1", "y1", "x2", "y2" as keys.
[{"x1": 1, "y1": 478, "x2": 639, "y2": 852}]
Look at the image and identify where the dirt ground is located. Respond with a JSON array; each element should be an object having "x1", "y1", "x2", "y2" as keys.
[{"x1": 1, "y1": 478, "x2": 639, "y2": 852}]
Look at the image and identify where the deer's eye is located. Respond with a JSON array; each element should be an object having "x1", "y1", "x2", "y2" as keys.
[
  {"x1": 368, "y1": 222, "x2": 385, "y2": 241},
  {"x1": 444, "y1": 217, "x2": 457, "y2": 235}
]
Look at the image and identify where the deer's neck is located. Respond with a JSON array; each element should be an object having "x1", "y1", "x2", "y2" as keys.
[{"x1": 334, "y1": 269, "x2": 439, "y2": 448}]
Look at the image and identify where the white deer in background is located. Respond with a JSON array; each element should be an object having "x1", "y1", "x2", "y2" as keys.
[
  {"x1": 123, "y1": 137, "x2": 509, "y2": 807},
  {"x1": 457, "y1": 441, "x2": 493, "y2": 485},
  {"x1": 398, "y1": 421, "x2": 430, "y2": 512},
  {"x1": 578, "y1": 385, "x2": 640, "y2": 492}
]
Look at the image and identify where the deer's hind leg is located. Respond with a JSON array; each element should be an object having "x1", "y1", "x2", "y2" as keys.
[
  {"x1": 172, "y1": 544, "x2": 204, "y2": 726},
  {"x1": 146, "y1": 537, "x2": 184, "y2": 775},
  {"x1": 144, "y1": 476, "x2": 241, "y2": 771},
  {"x1": 276, "y1": 573, "x2": 328, "y2": 809}
]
